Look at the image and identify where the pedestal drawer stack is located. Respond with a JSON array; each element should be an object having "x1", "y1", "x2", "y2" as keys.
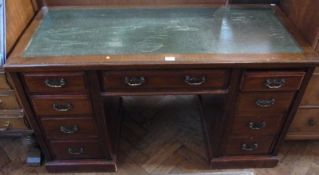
[
  {"x1": 225, "y1": 71, "x2": 305, "y2": 155},
  {"x1": 21, "y1": 72, "x2": 110, "y2": 161}
]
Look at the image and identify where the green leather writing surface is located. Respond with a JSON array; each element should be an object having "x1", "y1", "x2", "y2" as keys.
[{"x1": 24, "y1": 7, "x2": 302, "y2": 57}]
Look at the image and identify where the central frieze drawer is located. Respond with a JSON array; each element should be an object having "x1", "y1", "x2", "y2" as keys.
[
  {"x1": 23, "y1": 72, "x2": 87, "y2": 94},
  {"x1": 31, "y1": 95, "x2": 92, "y2": 116},
  {"x1": 103, "y1": 70, "x2": 230, "y2": 92},
  {"x1": 41, "y1": 118, "x2": 99, "y2": 139},
  {"x1": 236, "y1": 92, "x2": 295, "y2": 115}
]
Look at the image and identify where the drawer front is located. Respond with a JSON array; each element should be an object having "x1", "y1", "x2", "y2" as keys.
[
  {"x1": 31, "y1": 95, "x2": 92, "y2": 116},
  {"x1": 301, "y1": 74, "x2": 319, "y2": 105},
  {"x1": 41, "y1": 118, "x2": 99, "y2": 139},
  {"x1": 224, "y1": 137, "x2": 274, "y2": 156},
  {"x1": 23, "y1": 72, "x2": 86, "y2": 94},
  {"x1": 103, "y1": 70, "x2": 229, "y2": 92},
  {"x1": 0, "y1": 92, "x2": 20, "y2": 110},
  {"x1": 241, "y1": 71, "x2": 305, "y2": 92},
  {"x1": 49, "y1": 140, "x2": 105, "y2": 160},
  {"x1": 231, "y1": 115, "x2": 284, "y2": 136},
  {"x1": 0, "y1": 116, "x2": 28, "y2": 131},
  {"x1": 289, "y1": 108, "x2": 319, "y2": 133},
  {"x1": 236, "y1": 92, "x2": 295, "y2": 115},
  {"x1": 0, "y1": 72, "x2": 10, "y2": 90}
]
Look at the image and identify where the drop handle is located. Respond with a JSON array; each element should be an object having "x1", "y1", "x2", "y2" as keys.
[
  {"x1": 241, "y1": 143, "x2": 258, "y2": 151},
  {"x1": 256, "y1": 98, "x2": 275, "y2": 108},
  {"x1": 60, "y1": 125, "x2": 79, "y2": 134},
  {"x1": 249, "y1": 121, "x2": 266, "y2": 130},
  {"x1": 68, "y1": 147, "x2": 84, "y2": 155},
  {"x1": 44, "y1": 78, "x2": 67, "y2": 88},
  {"x1": 308, "y1": 119, "x2": 317, "y2": 127},
  {"x1": 125, "y1": 76, "x2": 145, "y2": 87},
  {"x1": 52, "y1": 103, "x2": 73, "y2": 112},
  {"x1": 265, "y1": 78, "x2": 286, "y2": 89},
  {"x1": 185, "y1": 76, "x2": 206, "y2": 86}
]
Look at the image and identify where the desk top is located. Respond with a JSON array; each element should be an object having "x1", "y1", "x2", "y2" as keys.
[
  {"x1": 24, "y1": 7, "x2": 302, "y2": 57},
  {"x1": 5, "y1": 5, "x2": 319, "y2": 71}
]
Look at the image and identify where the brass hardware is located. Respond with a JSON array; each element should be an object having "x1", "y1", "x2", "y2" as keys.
[
  {"x1": 125, "y1": 76, "x2": 145, "y2": 87},
  {"x1": 241, "y1": 143, "x2": 258, "y2": 151},
  {"x1": 52, "y1": 103, "x2": 73, "y2": 112},
  {"x1": 256, "y1": 98, "x2": 275, "y2": 108},
  {"x1": 185, "y1": 76, "x2": 206, "y2": 86},
  {"x1": 308, "y1": 119, "x2": 317, "y2": 127},
  {"x1": 68, "y1": 147, "x2": 84, "y2": 155},
  {"x1": 60, "y1": 125, "x2": 79, "y2": 134},
  {"x1": 249, "y1": 121, "x2": 266, "y2": 130},
  {"x1": 265, "y1": 78, "x2": 286, "y2": 89},
  {"x1": 44, "y1": 78, "x2": 66, "y2": 88},
  {"x1": 0, "y1": 121, "x2": 10, "y2": 132}
]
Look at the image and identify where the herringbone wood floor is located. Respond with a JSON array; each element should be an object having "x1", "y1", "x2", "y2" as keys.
[{"x1": 0, "y1": 96, "x2": 319, "y2": 175}]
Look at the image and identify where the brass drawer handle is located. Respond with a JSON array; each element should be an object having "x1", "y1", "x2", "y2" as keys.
[
  {"x1": 53, "y1": 103, "x2": 73, "y2": 112},
  {"x1": 0, "y1": 121, "x2": 10, "y2": 132},
  {"x1": 256, "y1": 98, "x2": 275, "y2": 108},
  {"x1": 308, "y1": 119, "x2": 317, "y2": 127},
  {"x1": 60, "y1": 125, "x2": 78, "y2": 134},
  {"x1": 125, "y1": 76, "x2": 145, "y2": 87},
  {"x1": 68, "y1": 147, "x2": 84, "y2": 155},
  {"x1": 265, "y1": 78, "x2": 286, "y2": 89},
  {"x1": 241, "y1": 143, "x2": 258, "y2": 151},
  {"x1": 44, "y1": 78, "x2": 67, "y2": 88},
  {"x1": 185, "y1": 76, "x2": 206, "y2": 86},
  {"x1": 249, "y1": 121, "x2": 266, "y2": 130}
]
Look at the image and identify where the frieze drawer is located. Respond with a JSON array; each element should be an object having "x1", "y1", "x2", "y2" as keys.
[
  {"x1": 241, "y1": 71, "x2": 305, "y2": 92},
  {"x1": 23, "y1": 72, "x2": 87, "y2": 94},
  {"x1": 103, "y1": 70, "x2": 230, "y2": 93}
]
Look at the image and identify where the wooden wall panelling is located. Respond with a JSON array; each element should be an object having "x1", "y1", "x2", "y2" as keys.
[
  {"x1": 6, "y1": 0, "x2": 37, "y2": 55},
  {"x1": 280, "y1": 0, "x2": 319, "y2": 49},
  {"x1": 43, "y1": 0, "x2": 227, "y2": 6}
]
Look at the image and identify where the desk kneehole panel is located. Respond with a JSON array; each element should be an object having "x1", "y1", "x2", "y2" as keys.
[
  {"x1": 31, "y1": 95, "x2": 92, "y2": 116},
  {"x1": 241, "y1": 71, "x2": 305, "y2": 92},
  {"x1": 49, "y1": 140, "x2": 107, "y2": 160},
  {"x1": 103, "y1": 70, "x2": 230, "y2": 93},
  {"x1": 41, "y1": 117, "x2": 99, "y2": 140},
  {"x1": 236, "y1": 92, "x2": 295, "y2": 115},
  {"x1": 22, "y1": 72, "x2": 87, "y2": 94}
]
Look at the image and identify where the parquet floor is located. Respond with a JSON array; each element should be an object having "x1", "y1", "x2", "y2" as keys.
[{"x1": 0, "y1": 96, "x2": 319, "y2": 175}]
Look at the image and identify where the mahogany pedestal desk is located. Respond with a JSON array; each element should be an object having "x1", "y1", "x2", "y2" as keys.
[{"x1": 4, "y1": 4, "x2": 319, "y2": 172}]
